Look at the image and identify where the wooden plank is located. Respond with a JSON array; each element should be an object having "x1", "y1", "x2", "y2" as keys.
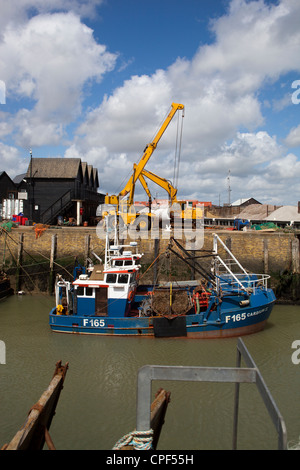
[{"x1": 1, "y1": 361, "x2": 68, "y2": 450}]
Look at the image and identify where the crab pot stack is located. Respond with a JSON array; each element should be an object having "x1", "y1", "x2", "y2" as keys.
[{"x1": 151, "y1": 288, "x2": 191, "y2": 316}]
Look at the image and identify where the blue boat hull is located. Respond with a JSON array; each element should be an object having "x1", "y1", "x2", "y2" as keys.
[{"x1": 49, "y1": 289, "x2": 275, "y2": 339}]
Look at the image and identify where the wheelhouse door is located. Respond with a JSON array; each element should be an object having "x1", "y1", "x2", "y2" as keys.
[{"x1": 95, "y1": 287, "x2": 108, "y2": 316}]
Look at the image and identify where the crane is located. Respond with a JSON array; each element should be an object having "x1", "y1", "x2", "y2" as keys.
[
  {"x1": 104, "y1": 103, "x2": 184, "y2": 227},
  {"x1": 137, "y1": 169, "x2": 203, "y2": 228},
  {"x1": 103, "y1": 102, "x2": 203, "y2": 230}
]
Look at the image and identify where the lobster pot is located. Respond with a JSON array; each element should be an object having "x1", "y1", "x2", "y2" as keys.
[{"x1": 151, "y1": 288, "x2": 192, "y2": 316}]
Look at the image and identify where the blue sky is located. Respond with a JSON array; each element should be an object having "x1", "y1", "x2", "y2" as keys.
[{"x1": 1, "y1": 0, "x2": 300, "y2": 206}]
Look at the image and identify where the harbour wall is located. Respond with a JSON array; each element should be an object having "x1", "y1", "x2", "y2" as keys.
[{"x1": 0, "y1": 226, "x2": 299, "y2": 302}]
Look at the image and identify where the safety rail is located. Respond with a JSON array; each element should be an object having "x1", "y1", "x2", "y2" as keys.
[
  {"x1": 217, "y1": 257, "x2": 246, "y2": 273},
  {"x1": 136, "y1": 338, "x2": 287, "y2": 450},
  {"x1": 218, "y1": 272, "x2": 271, "y2": 294}
]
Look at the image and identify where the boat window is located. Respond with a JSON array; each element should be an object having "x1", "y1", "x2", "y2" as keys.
[
  {"x1": 118, "y1": 274, "x2": 129, "y2": 284},
  {"x1": 129, "y1": 273, "x2": 135, "y2": 283},
  {"x1": 85, "y1": 287, "x2": 94, "y2": 296},
  {"x1": 124, "y1": 260, "x2": 133, "y2": 266},
  {"x1": 77, "y1": 286, "x2": 84, "y2": 296},
  {"x1": 114, "y1": 260, "x2": 123, "y2": 266},
  {"x1": 106, "y1": 273, "x2": 117, "y2": 283}
]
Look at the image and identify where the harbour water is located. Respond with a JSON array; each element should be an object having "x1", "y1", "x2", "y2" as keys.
[{"x1": 0, "y1": 294, "x2": 299, "y2": 450}]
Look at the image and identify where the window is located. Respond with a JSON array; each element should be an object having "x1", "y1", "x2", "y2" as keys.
[
  {"x1": 76, "y1": 286, "x2": 94, "y2": 297},
  {"x1": 118, "y1": 274, "x2": 129, "y2": 284},
  {"x1": 106, "y1": 273, "x2": 117, "y2": 283},
  {"x1": 77, "y1": 286, "x2": 84, "y2": 296},
  {"x1": 124, "y1": 260, "x2": 133, "y2": 266},
  {"x1": 114, "y1": 260, "x2": 123, "y2": 267}
]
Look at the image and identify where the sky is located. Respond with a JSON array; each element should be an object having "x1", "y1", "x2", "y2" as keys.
[{"x1": 1, "y1": 0, "x2": 300, "y2": 206}]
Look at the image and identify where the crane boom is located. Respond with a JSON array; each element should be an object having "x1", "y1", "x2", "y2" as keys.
[
  {"x1": 139, "y1": 168, "x2": 178, "y2": 204},
  {"x1": 105, "y1": 103, "x2": 184, "y2": 206}
]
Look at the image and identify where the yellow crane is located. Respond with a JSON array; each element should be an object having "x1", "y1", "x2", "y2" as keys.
[
  {"x1": 103, "y1": 102, "x2": 203, "y2": 230},
  {"x1": 137, "y1": 168, "x2": 203, "y2": 228},
  {"x1": 104, "y1": 103, "x2": 184, "y2": 227}
]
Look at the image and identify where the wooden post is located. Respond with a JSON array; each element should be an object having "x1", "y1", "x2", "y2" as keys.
[
  {"x1": 16, "y1": 233, "x2": 24, "y2": 292},
  {"x1": 84, "y1": 234, "x2": 90, "y2": 268},
  {"x1": 292, "y1": 238, "x2": 300, "y2": 274},
  {"x1": 49, "y1": 234, "x2": 57, "y2": 294},
  {"x1": 263, "y1": 239, "x2": 269, "y2": 274}
]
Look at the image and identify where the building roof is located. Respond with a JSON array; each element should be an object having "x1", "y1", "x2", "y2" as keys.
[
  {"x1": 26, "y1": 158, "x2": 82, "y2": 179},
  {"x1": 0, "y1": 171, "x2": 14, "y2": 182},
  {"x1": 93, "y1": 168, "x2": 99, "y2": 187},
  {"x1": 238, "y1": 204, "x2": 279, "y2": 220},
  {"x1": 13, "y1": 173, "x2": 26, "y2": 185},
  {"x1": 231, "y1": 197, "x2": 261, "y2": 206},
  {"x1": 24, "y1": 157, "x2": 99, "y2": 188},
  {"x1": 265, "y1": 205, "x2": 300, "y2": 222}
]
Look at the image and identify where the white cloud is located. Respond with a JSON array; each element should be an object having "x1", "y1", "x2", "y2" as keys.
[
  {"x1": 197, "y1": 0, "x2": 300, "y2": 83},
  {"x1": 266, "y1": 152, "x2": 300, "y2": 180},
  {"x1": 0, "y1": 11, "x2": 117, "y2": 148},
  {"x1": 285, "y1": 124, "x2": 300, "y2": 147},
  {"x1": 64, "y1": 0, "x2": 300, "y2": 204},
  {"x1": 0, "y1": 142, "x2": 27, "y2": 177},
  {"x1": 0, "y1": 0, "x2": 104, "y2": 31},
  {"x1": 2, "y1": 0, "x2": 300, "y2": 205}
]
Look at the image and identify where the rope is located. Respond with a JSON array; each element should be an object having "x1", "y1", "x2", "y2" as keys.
[
  {"x1": 288, "y1": 436, "x2": 300, "y2": 450},
  {"x1": 112, "y1": 429, "x2": 153, "y2": 450},
  {"x1": 138, "y1": 251, "x2": 164, "y2": 281},
  {"x1": 173, "y1": 109, "x2": 184, "y2": 189}
]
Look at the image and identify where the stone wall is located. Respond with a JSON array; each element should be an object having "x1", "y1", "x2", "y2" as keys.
[{"x1": 0, "y1": 226, "x2": 299, "y2": 298}]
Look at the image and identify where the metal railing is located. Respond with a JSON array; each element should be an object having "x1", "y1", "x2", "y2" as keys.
[
  {"x1": 218, "y1": 271, "x2": 271, "y2": 293},
  {"x1": 136, "y1": 338, "x2": 287, "y2": 450}
]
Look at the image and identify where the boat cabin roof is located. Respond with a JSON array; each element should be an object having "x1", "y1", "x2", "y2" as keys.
[
  {"x1": 72, "y1": 263, "x2": 139, "y2": 287},
  {"x1": 88, "y1": 264, "x2": 105, "y2": 281}
]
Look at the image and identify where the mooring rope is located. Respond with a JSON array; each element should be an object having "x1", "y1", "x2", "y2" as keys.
[
  {"x1": 288, "y1": 436, "x2": 300, "y2": 450},
  {"x1": 112, "y1": 429, "x2": 153, "y2": 450}
]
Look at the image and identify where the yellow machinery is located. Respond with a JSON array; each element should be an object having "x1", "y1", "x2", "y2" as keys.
[
  {"x1": 137, "y1": 168, "x2": 203, "y2": 227},
  {"x1": 104, "y1": 102, "x2": 202, "y2": 229}
]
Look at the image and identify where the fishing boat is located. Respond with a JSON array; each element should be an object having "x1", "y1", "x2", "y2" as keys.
[{"x1": 49, "y1": 226, "x2": 276, "y2": 338}]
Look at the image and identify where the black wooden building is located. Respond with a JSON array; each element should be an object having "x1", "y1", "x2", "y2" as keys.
[
  {"x1": 0, "y1": 171, "x2": 18, "y2": 218},
  {"x1": 0, "y1": 171, "x2": 17, "y2": 200},
  {"x1": 18, "y1": 158, "x2": 104, "y2": 225}
]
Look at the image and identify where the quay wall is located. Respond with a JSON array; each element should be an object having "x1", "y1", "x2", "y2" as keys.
[{"x1": 0, "y1": 226, "x2": 299, "y2": 301}]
